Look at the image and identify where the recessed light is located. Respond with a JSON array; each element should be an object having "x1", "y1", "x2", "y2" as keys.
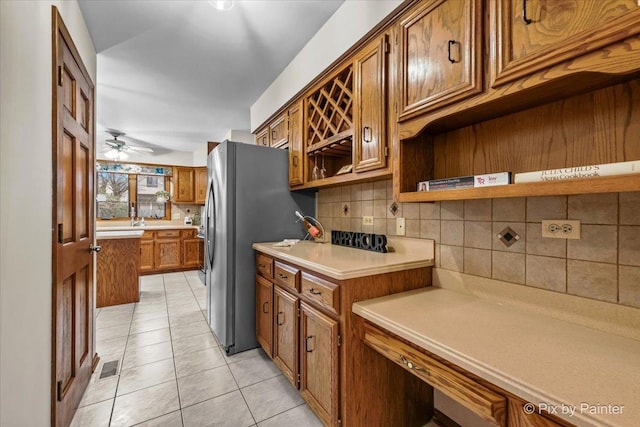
[{"x1": 208, "y1": 0, "x2": 233, "y2": 11}]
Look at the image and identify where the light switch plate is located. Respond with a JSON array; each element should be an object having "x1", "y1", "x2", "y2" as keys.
[
  {"x1": 542, "y1": 220, "x2": 581, "y2": 239},
  {"x1": 173, "y1": 213, "x2": 181, "y2": 220},
  {"x1": 362, "y1": 216, "x2": 374, "y2": 226},
  {"x1": 396, "y1": 217, "x2": 405, "y2": 236}
]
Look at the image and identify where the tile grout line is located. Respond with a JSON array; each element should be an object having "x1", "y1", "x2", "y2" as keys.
[{"x1": 164, "y1": 273, "x2": 187, "y2": 427}]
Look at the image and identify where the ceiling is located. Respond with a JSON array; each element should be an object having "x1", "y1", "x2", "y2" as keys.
[{"x1": 78, "y1": 0, "x2": 344, "y2": 157}]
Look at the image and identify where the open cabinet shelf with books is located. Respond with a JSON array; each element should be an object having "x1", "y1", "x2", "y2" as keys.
[{"x1": 396, "y1": 79, "x2": 640, "y2": 203}]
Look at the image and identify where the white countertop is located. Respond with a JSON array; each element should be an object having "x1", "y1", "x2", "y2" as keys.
[
  {"x1": 353, "y1": 285, "x2": 640, "y2": 427},
  {"x1": 97, "y1": 225, "x2": 199, "y2": 231},
  {"x1": 252, "y1": 237, "x2": 434, "y2": 280},
  {"x1": 96, "y1": 230, "x2": 144, "y2": 240}
]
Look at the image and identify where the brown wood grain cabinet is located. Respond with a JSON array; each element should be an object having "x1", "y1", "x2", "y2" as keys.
[
  {"x1": 96, "y1": 238, "x2": 140, "y2": 308},
  {"x1": 398, "y1": 0, "x2": 482, "y2": 120},
  {"x1": 254, "y1": 251, "x2": 433, "y2": 427},
  {"x1": 194, "y1": 166, "x2": 207, "y2": 204},
  {"x1": 182, "y1": 229, "x2": 201, "y2": 268},
  {"x1": 173, "y1": 166, "x2": 195, "y2": 203},
  {"x1": 139, "y1": 228, "x2": 200, "y2": 274},
  {"x1": 140, "y1": 231, "x2": 155, "y2": 272},
  {"x1": 154, "y1": 237, "x2": 181, "y2": 270},
  {"x1": 288, "y1": 101, "x2": 305, "y2": 186},
  {"x1": 269, "y1": 113, "x2": 288, "y2": 148},
  {"x1": 255, "y1": 127, "x2": 269, "y2": 147}
]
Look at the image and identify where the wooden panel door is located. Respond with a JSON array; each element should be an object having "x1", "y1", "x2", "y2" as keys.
[
  {"x1": 273, "y1": 285, "x2": 299, "y2": 387},
  {"x1": 182, "y1": 238, "x2": 201, "y2": 268},
  {"x1": 354, "y1": 34, "x2": 388, "y2": 172},
  {"x1": 256, "y1": 128, "x2": 270, "y2": 146},
  {"x1": 140, "y1": 238, "x2": 154, "y2": 272},
  {"x1": 155, "y1": 238, "x2": 181, "y2": 270},
  {"x1": 288, "y1": 101, "x2": 304, "y2": 186},
  {"x1": 174, "y1": 167, "x2": 195, "y2": 203},
  {"x1": 300, "y1": 301, "x2": 339, "y2": 426},
  {"x1": 195, "y1": 167, "x2": 207, "y2": 204},
  {"x1": 269, "y1": 113, "x2": 288, "y2": 148},
  {"x1": 492, "y1": 0, "x2": 640, "y2": 86},
  {"x1": 399, "y1": 0, "x2": 482, "y2": 119},
  {"x1": 256, "y1": 275, "x2": 273, "y2": 356},
  {"x1": 52, "y1": 8, "x2": 96, "y2": 427}
]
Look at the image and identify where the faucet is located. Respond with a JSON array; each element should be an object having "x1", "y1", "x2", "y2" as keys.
[{"x1": 130, "y1": 205, "x2": 137, "y2": 226}]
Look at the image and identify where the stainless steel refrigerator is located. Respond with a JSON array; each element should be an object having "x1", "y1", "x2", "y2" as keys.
[{"x1": 205, "y1": 140, "x2": 315, "y2": 355}]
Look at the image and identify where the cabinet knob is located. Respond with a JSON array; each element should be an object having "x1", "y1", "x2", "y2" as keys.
[
  {"x1": 363, "y1": 126, "x2": 372, "y2": 143},
  {"x1": 447, "y1": 40, "x2": 458, "y2": 64}
]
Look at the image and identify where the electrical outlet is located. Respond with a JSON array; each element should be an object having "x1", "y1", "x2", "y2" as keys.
[
  {"x1": 542, "y1": 220, "x2": 581, "y2": 239},
  {"x1": 396, "y1": 217, "x2": 405, "y2": 236},
  {"x1": 173, "y1": 213, "x2": 181, "y2": 220},
  {"x1": 362, "y1": 216, "x2": 374, "y2": 226}
]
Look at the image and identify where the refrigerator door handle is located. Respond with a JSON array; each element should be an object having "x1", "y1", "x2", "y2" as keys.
[{"x1": 206, "y1": 181, "x2": 216, "y2": 269}]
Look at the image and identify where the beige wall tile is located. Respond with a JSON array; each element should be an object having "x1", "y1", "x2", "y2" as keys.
[
  {"x1": 440, "y1": 245, "x2": 464, "y2": 272},
  {"x1": 386, "y1": 219, "x2": 397, "y2": 236},
  {"x1": 567, "y1": 225, "x2": 617, "y2": 264},
  {"x1": 464, "y1": 221, "x2": 492, "y2": 249},
  {"x1": 373, "y1": 218, "x2": 386, "y2": 235},
  {"x1": 568, "y1": 193, "x2": 618, "y2": 224},
  {"x1": 420, "y1": 220, "x2": 440, "y2": 241},
  {"x1": 492, "y1": 222, "x2": 525, "y2": 253},
  {"x1": 373, "y1": 181, "x2": 386, "y2": 200},
  {"x1": 464, "y1": 199, "x2": 491, "y2": 221},
  {"x1": 526, "y1": 255, "x2": 566, "y2": 292},
  {"x1": 341, "y1": 186, "x2": 351, "y2": 202},
  {"x1": 441, "y1": 201, "x2": 463, "y2": 220},
  {"x1": 435, "y1": 244, "x2": 441, "y2": 268},
  {"x1": 620, "y1": 192, "x2": 640, "y2": 225},
  {"x1": 350, "y1": 183, "x2": 362, "y2": 201},
  {"x1": 619, "y1": 265, "x2": 640, "y2": 308},
  {"x1": 318, "y1": 217, "x2": 331, "y2": 233},
  {"x1": 362, "y1": 200, "x2": 373, "y2": 217},
  {"x1": 441, "y1": 220, "x2": 464, "y2": 246},
  {"x1": 386, "y1": 200, "x2": 403, "y2": 218},
  {"x1": 332, "y1": 202, "x2": 343, "y2": 218},
  {"x1": 317, "y1": 203, "x2": 331, "y2": 218},
  {"x1": 527, "y1": 196, "x2": 566, "y2": 222},
  {"x1": 362, "y1": 223, "x2": 373, "y2": 234},
  {"x1": 386, "y1": 180, "x2": 393, "y2": 200},
  {"x1": 567, "y1": 260, "x2": 617, "y2": 302},
  {"x1": 619, "y1": 226, "x2": 640, "y2": 266},
  {"x1": 464, "y1": 248, "x2": 491, "y2": 278},
  {"x1": 361, "y1": 182, "x2": 374, "y2": 200},
  {"x1": 403, "y1": 203, "x2": 420, "y2": 220},
  {"x1": 492, "y1": 252, "x2": 525, "y2": 284},
  {"x1": 341, "y1": 202, "x2": 351, "y2": 218},
  {"x1": 420, "y1": 203, "x2": 440, "y2": 220},
  {"x1": 526, "y1": 223, "x2": 566, "y2": 258},
  {"x1": 373, "y1": 200, "x2": 387, "y2": 218},
  {"x1": 493, "y1": 198, "x2": 525, "y2": 222},
  {"x1": 350, "y1": 201, "x2": 362, "y2": 219},
  {"x1": 349, "y1": 218, "x2": 362, "y2": 233},
  {"x1": 406, "y1": 219, "x2": 420, "y2": 238}
]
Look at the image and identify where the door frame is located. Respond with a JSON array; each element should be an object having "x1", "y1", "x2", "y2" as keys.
[{"x1": 51, "y1": 6, "x2": 98, "y2": 426}]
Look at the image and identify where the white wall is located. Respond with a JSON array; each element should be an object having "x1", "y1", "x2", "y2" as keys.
[
  {"x1": 96, "y1": 149, "x2": 196, "y2": 166},
  {"x1": 223, "y1": 129, "x2": 255, "y2": 144},
  {"x1": 250, "y1": 0, "x2": 403, "y2": 131},
  {"x1": 0, "y1": 2, "x2": 96, "y2": 426}
]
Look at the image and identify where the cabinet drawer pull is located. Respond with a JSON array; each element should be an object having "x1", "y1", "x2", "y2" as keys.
[
  {"x1": 447, "y1": 40, "x2": 458, "y2": 63},
  {"x1": 305, "y1": 335, "x2": 315, "y2": 352},
  {"x1": 522, "y1": 0, "x2": 532, "y2": 25},
  {"x1": 308, "y1": 288, "x2": 322, "y2": 295},
  {"x1": 400, "y1": 355, "x2": 427, "y2": 374},
  {"x1": 277, "y1": 312, "x2": 284, "y2": 326},
  {"x1": 278, "y1": 273, "x2": 288, "y2": 280},
  {"x1": 258, "y1": 263, "x2": 266, "y2": 268},
  {"x1": 292, "y1": 155, "x2": 298, "y2": 167},
  {"x1": 272, "y1": 130, "x2": 277, "y2": 139},
  {"x1": 262, "y1": 302, "x2": 269, "y2": 314},
  {"x1": 363, "y1": 126, "x2": 372, "y2": 143}
]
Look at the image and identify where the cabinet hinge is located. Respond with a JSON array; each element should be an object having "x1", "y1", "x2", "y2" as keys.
[
  {"x1": 58, "y1": 66, "x2": 64, "y2": 86},
  {"x1": 337, "y1": 334, "x2": 342, "y2": 347},
  {"x1": 384, "y1": 147, "x2": 389, "y2": 157}
]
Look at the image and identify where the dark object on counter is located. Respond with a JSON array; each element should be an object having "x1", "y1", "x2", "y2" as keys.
[{"x1": 331, "y1": 230, "x2": 387, "y2": 253}]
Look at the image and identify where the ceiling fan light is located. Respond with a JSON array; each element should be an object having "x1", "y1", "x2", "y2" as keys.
[
  {"x1": 208, "y1": 0, "x2": 233, "y2": 11},
  {"x1": 104, "y1": 149, "x2": 119, "y2": 159}
]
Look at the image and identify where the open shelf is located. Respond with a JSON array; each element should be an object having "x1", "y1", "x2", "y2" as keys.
[{"x1": 306, "y1": 130, "x2": 352, "y2": 156}]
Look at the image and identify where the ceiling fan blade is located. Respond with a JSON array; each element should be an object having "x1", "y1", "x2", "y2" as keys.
[
  {"x1": 127, "y1": 146, "x2": 154, "y2": 153},
  {"x1": 105, "y1": 140, "x2": 121, "y2": 147}
]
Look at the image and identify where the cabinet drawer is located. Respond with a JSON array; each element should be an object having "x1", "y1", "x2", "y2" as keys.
[
  {"x1": 181, "y1": 229, "x2": 197, "y2": 238},
  {"x1": 156, "y1": 229, "x2": 180, "y2": 238},
  {"x1": 301, "y1": 272, "x2": 339, "y2": 315},
  {"x1": 274, "y1": 261, "x2": 300, "y2": 292},
  {"x1": 141, "y1": 231, "x2": 154, "y2": 240},
  {"x1": 256, "y1": 253, "x2": 273, "y2": 279},
  {"x1": 363, "y1": 321, "x2": 506, "y2": 427}
]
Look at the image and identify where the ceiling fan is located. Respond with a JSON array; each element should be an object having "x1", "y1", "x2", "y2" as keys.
[{"x1": 103, "y1": 130, "x2": 153, "y2": 160}]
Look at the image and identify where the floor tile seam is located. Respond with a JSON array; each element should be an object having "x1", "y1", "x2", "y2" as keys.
[
  {"x1": 254, "y1": 402, "x2": 309, "y2": 425},
  {"x1": 223, "y1": 350, "x2": 264, "y2": 366},
  {"x1": 236, "y1": 372, "x2": 285, "y2": 392},
  {"x1": 115, "y1": 372, "x2": 178, "y2": 398},
  {"x1": 177, "y1": 388, "x2": 243, "y2": 412},
  {"x1": 120, "y1": 353, "x2": 174, "y2": 372},
  {"x1": 164, "y1": 273, "x2": 187, "y2": 426},
  {"x1": 172, "y1": 343, "x2": 220, "y2": 359}
]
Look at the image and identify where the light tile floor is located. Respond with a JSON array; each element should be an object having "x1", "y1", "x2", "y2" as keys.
[{"x1": 72, "y1": 271, "x2": 322, "y2": 427}]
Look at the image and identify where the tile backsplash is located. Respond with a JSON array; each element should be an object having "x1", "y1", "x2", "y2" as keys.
[{"x1": 317, "y1": 180, "x2": 640, "y2": 309}]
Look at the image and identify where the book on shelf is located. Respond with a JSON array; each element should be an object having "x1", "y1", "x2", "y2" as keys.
[
  {"x1": 417, "y1": 172, "x2": 511, "y2": 192},
  {"x1": 513, "y1": 161, "x2": 640, "y2": 184}
]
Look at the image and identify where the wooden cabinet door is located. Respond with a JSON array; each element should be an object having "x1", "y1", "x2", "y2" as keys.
[
  {"x1": 182, "y1": 238, "x2": 201, "y2": 268},
  {"x1": 140, "y1": 239, "x2": 155, "y2": 272},
  {"x1": 256, "y1": 275, "x2": 273, "y2": 356},
  {"x1": 270, "y1": 113, "x2": 288, "y2": 148},
  {"x1": 300, "y1": 301, "x2": 339, "y2": 426},
  {"x1": 492, "y1": 0, "x2": 640, "y2": 87},
  {"x1": 354, "y1": 34, "x2": 388, "y2": 172},
  {"x1": 399, "y1": 0, "x2": 482, "y2": 119},
  {"x1": 256, "y1": 128, "x2": 270, "y2": 147},
  {"x1": 195, "y1": 166, "x2": 207, "y2": 204},
  {"x1": 288, "y1": 101, "x2": 304, "y2": 186},
  {"x1": 174, "y1": 167, "x2": 195, "y2": 203},
  {"x1": 154, "y1": 238, "x2": 181, "y2": 270},
  {"x1": 273, "y1": 285, "x2": 299, "y2": 388}
]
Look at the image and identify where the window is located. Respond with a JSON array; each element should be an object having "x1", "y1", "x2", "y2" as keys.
[
  {"x1": 97, "y1": 172, "x2": 129, "y2": 218},
  {"x1": 96, "y1": 171, "x2": 170, "y2": 220}
]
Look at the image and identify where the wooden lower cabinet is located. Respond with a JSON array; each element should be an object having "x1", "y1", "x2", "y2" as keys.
[
  {"x1": 140, "y1": 237, "x2": 154, "y2": 272},
  {"x1": 137, "y1": 228, "x2": 201, "y2": 274},
  {"x1": 256, "y1": 275, "x2": 273, "y2": 356},
  {"x1": 155, "y1": 238, "x2": 181, "y2": 270},
  {"x1": 96, "y1": 237, "x2": 140, "y2": 308},
  {"x1": 273, "y1": 285, "x2": 299, "y2": 386},
  {"x1": 182, "y1": 238, "x2": 201, "y2": 268},
  {"x1": 300, "y1": 301, "x2": 339, "y2": 427}
]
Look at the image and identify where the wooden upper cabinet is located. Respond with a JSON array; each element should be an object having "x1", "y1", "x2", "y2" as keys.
[
  {"x1": 288, "y1": 101, "x2": 305, "y2": 186},
  {"x1": 399, "y1": 0, "x2": 483, "y2": 120},
  {"x1": 354, "y1": 34, "x2": 389, "y2": 173},
  {"x1": 195, "y1": 166, "x2": 207, "y2": 205},
  {"x1": 255, "y1": 128, "x2": 269, "y2": 147},
  {"x1": 269, "y1": 113, "x2": 288, "y2": 148},
  {"x1": 492, "y1": 0, "x2": 640, "y2": 87},
  {"x1": 173, "y1": 166, "x2": 195, "y2": 203}
]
